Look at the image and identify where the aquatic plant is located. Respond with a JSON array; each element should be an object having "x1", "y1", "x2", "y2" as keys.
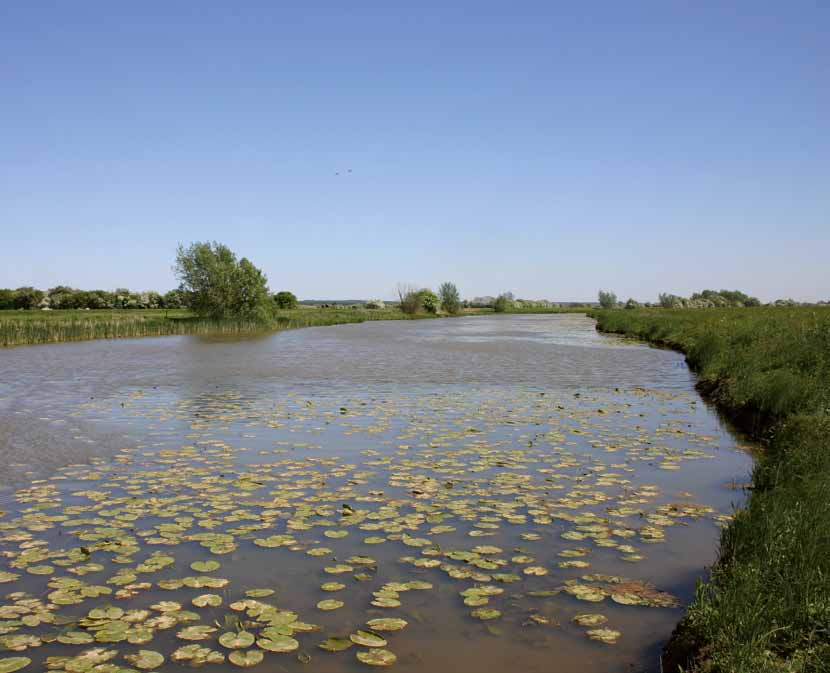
[{"x1": 0, "y1": 384, "x2": 732, "y2": 671}]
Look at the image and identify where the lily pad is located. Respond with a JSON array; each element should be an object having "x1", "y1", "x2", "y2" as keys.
[
  {"x1": 318, "y1": 637, "x2": 353, "y2": 652},
  {"x1": 586, "y1": 627, "x2": 621, "y2": 644},
  {"x1": 257, "y1": 635, "x2": 299, "y2": 652},
  {"x1": 0, "y1": 659, "x2": 30, "y2": 673},
  {"x1": 471, "y1": 607, "x2": 501, "y2": 620},
  {"x1": 192, "y1": 593, "x2": 222, "y2": 608},
  {"x1": 350, "y1": 631, "x2": 387, "y2": 648},
  {"x1": 124, "y1": 650, "x2": 164, "y2": 670},
  {"x1": 356, "y1": 648, "x2": 397, "y2": 666},
  {"x1": 219, "y1": 631, "x2": 255, "y2": 649},
  {"x1": 366, "y1": 618, "x2": 407, "y2": 632},
  {"x1": 572, "y1": 614, "x2": 607, "y2": 626},
  {"x1": 228, "y1": 649, "x2": 264, "y2": 667},
  {"x1": 316, "y1": 600, "x2": 344, "y2": 611}
]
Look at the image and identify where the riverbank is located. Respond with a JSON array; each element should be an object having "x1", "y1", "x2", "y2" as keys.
[
  {"x1": 0, "y1": 306, "x2": 587, "y2": 347},
  {"x1": 591, "y1": 307, "x2": 830, "y2": 673},
  {"x1": 0, "y1": 307, "x2": 422, "y2": 347}
]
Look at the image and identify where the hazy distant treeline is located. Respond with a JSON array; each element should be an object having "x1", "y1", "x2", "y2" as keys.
[{"x1": 0, "y1": 286, "x2": 187, "y2": 310}]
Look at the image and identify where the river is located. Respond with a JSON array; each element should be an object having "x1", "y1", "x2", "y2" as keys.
[{"x1": 0, "y1": 314, "x2": 751, "y2": 672}]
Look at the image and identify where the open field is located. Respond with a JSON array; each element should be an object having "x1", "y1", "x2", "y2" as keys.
[
  {"x1": 592, "y1": 306, "x2": 830, "y2": 673},
  {"x1": 0, "y1": 307, "x2": 415, "y2": 347}
]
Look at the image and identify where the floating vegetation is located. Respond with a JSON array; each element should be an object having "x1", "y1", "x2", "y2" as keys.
[
  {"x1": 586, "y1": 627, "x2": 621, "y2": 644},
  {"x1": 0, "y1": 379, "x2": 743, "y2": 670},
  {"x1": 356, "y1": 648, "x2": 397, "y2": 666}
]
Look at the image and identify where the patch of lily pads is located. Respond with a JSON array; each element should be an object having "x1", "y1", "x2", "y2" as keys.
[{"x1": 0, "y1": 385, "x2": 733, "y2": 669}]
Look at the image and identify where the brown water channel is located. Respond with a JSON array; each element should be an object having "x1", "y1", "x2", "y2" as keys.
[{"x1": 0, "y1": 314, "x2": 752, "y2": 673}]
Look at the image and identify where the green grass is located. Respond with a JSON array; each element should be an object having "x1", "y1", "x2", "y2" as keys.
[
  {"x1": 0, "y1": 307, "x2": 415, "y2": 347},
  {"x1": 591, "y1": 307, "x2": 830, "y2": 673}
]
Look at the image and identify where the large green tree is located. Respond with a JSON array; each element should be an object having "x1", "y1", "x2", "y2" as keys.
[
  {"x1": 439, "y1": 281, "x2": 461, "y2": 314},
  {"x1": 174, "y1": 242, "x2": 271, "y2": 319}
]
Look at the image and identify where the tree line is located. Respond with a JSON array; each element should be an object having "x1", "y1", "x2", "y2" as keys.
[
  {"x1": 1, "y1": 242, "x2": 298, "y2": 318},
  {"x1": 0, "y1": 286, "x2": 188, "y2": 311},
  {"x1": 598, "y1": 288, "x2": 764, "y2": 309}
]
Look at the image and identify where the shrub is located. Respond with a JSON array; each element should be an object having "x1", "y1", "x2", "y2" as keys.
[
  {"x1": 493, "y1": 292, "x2": 514, "y2": 313},
  {"x1": 397, "y1": 284, "x2": 422, "y2": 315},
  {"x1": 597, "y1": 290, "x2": 617, "y2": 309},
  {"x1": 0, "y1": 289, "x2": 16, "y2": 310},
  {"x1": 418, "y1": 289, "x2": 439, "y2": 314},
  {"x1": 274, "y1": 291, "x2": 299, "y2": 309}
]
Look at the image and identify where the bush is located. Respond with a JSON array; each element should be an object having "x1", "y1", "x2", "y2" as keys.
[
  {"x1": 174, "y1": 241, "x2": 271, "y2": 320},
  {"x1": 274, "y1": 291, "x2": 298, "y2": 309},
  {"x1": 418, "y1": 289, "x2": 439, "y2": 314},
  {"x1": 597, "y1": 290, "x2": 617, "y2": 309},
  {"x1": 397, "y1": 284, "x2": 422, "y2": 315},
  {"x1": 14, "y1": 287, "x2": 45, "y2": 310},
  {"x1": 493, "y1": 292, "x2": 514, "y2": 313},
  {"x1": 0, "y1": 289, "x2": 16, "y2": 310}
]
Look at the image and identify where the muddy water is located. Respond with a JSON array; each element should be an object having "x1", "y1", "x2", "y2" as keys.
[{"x1": 0, "y1": 314, "x2": 751, "y2": 672}]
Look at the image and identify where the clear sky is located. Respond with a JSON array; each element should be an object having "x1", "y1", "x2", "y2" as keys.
[{"x1": 2, "y1": 2, "x2": 828, "y2": 302}]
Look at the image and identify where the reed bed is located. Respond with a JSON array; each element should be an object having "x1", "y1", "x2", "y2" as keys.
[{"x1": 0, "y1": 308, "x2": 411, "y2": 347}]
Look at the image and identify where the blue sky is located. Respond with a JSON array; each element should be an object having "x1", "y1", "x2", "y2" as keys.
[{"x1": 2, "y1": 2, "x2": 828, "y2": 302}]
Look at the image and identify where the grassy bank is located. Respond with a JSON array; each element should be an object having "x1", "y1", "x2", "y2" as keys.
[
  {"x1": 0, "y1": 307, "x2": 414, "y2": 347},
  {"x1": 591, "y1": 307, "x2": 830, "y2": 673}
]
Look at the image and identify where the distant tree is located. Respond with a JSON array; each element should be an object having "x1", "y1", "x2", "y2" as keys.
[
  {"x1": 397, "y1": 283, "x2": 422, "y2": 315},
  {"x1": 624, "y1": 298, "x2": 641, "y2": 309},
  {"x1": 86, "y1": 290, "x2": 113, "y2": 309},
  {"x1": 598, "y1": 290, "x2": 617, "y2": 309},
  {"x1": 493, "y1": 292, "x2": 514, "y2": 313},
  {"x1": 418, "y1": 289, "x2": 439, "y2": 314},
  {"x1": 439, "y1": 282, "x2": 461, "y2": 315},
  {"x1": 364, "y1": 299, "x2": 385, "y2": 309},
  {"x1": 661, "y1": 289, "x2": 761, "y2": 309},
  {"x1": 143, "y1": 291, "x2": 162, "y2": 309},
  {"x1": 13, "y1": 287, "x2": 44, "y2": 310},
  {"x1": 0, "y1": 289, "x2": 17, "y2": 310},
  {"x1": 274, "y1": 291, "x2": 299, "y2": 309},
  {"x1": 174, "y1": 241, "x2": 271, "y2": 320},
  {"x1": 160, "y1": 289, "x2": 185, "y2": 309}
]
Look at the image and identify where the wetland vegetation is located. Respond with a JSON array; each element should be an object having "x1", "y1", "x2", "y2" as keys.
[
  {"x1": 593, "y1": 306, "x2": 830, "y2": 673},
  {"x1": 0, "y1": 307, "x2": 414, "y2": 348}
]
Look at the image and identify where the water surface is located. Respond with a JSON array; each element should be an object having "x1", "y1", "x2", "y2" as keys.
[{"x1": 0, "y1": 315, "x2": 751, "y2": 672}]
